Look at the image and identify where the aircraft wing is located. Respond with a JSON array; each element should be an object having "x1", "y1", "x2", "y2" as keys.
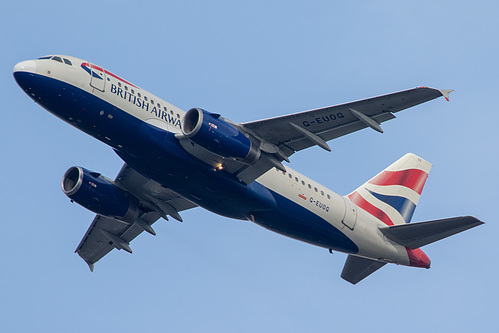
[
  {"x1": 177, "y1": 87, "x2": 451, "y2": 185},
  {"x1": 75, "y1": 164, "x2": 197, "y2": 270},
  {"x1": 242, "y1": 87, "x2": 452, "y2": 158}
]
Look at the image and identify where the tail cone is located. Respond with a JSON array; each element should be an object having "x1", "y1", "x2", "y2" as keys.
[{"x1": 407, "y1": 248, "x2": 431, "y2": 269}]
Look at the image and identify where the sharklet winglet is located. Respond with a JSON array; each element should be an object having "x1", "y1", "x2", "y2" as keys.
[
  {"x1": 439, "y1": 89, "x2": 454, "y2": 102},
  {"x1": 86, "y1": 261, "x2": 95, "y2": 272}
]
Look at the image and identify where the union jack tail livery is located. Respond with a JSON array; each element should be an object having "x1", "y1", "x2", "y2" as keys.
[
  {"x1": 348, "y1": 153, "x2": 431, "y2": 226},
  {"x1": 341, "y1": 153, "x2": 482, "y2": 284}
]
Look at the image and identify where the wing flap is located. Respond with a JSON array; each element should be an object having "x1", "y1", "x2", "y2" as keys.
[
  {"x1": 341, "y1": 255, "x2": 386, "y2": 285},
  {"x1": 379, "y1": 216, "x2": 484, "y2": 249}
]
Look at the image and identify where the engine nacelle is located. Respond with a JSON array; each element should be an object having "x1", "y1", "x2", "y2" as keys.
[
  {"x1": 182, "y1": 108, "x2": 260, "y2": 164},
  {"x1": 61, "y1": 167, "x2": 138, "y2": 221}
]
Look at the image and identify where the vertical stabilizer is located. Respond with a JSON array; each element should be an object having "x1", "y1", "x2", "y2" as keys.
[{"x1": 347, "y1": 153, "x2": 432, "y2": 226}]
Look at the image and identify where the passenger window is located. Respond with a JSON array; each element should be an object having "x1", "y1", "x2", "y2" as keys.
[
  {"x1": 138, "y1": 93, "x2": 141, "y2": 98},
  {"x1": 321, "y1": 191, "x2": 324, "y2": 196},
  {"x1": 314, "y1": 187, "x2": 318, "y2": 192},
  {"x1": 327, "y1": 194, "x2": 331, "y2": 199},
  {"x1": 52, "y1": 56, "x2": 63, "y2": 63},
  {"x1": 63, "y1": 58, "x2": 72, "y2": 66},
  {"x1": 308, "y1": 184, "x2": 311, "y2": 189},
  {"x1": 289, "y1": 174, "x2": 292, "y2": 179},
  {"x1": 295, "y1": 177, "x2": 299, "y2": 182},
  {"x1": 125, "y1": 86, "x2": 128, "y2": 91},
  {"x1": 301, "y1": 180, "x2": 305, "y2": 185}
]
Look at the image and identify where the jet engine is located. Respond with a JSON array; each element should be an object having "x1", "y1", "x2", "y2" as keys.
[
  {"x1": 182, "y1": 108, "x2": 260, "y2": 164},
  {"x1": 61, "y1": 166, "x2": 139, "y2": 221}
]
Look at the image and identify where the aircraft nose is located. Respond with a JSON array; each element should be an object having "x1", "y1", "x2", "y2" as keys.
[{"x1": 13, "y1": 60, "x2": 37, "y2": 74}]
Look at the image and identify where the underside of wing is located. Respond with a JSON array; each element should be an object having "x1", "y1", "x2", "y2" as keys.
[
  {"x1": 75, "y1": 213, "x2": 159, "y2": 271},
  {"x1": 242, "y1": 87, "x2": 449, "y2": 157},
  {"x1": 174, "y1": 88, "x2": 449, "y2": 185},
  {"x1": 75, "y1": 164, "x2": 197, "y2": 270}
]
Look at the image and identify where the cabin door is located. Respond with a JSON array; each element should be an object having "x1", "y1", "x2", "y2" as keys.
[
  {"x1": 342, "y1": 198, "x2": 357, "y2": 230},
  {"x1": 89, "y1": 63, "x2": 106, "y2": 92}
]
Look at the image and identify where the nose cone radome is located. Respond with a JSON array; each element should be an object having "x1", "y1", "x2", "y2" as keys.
[
  {"x1": 13, "y1": 60, "x2": 37, "y2": 91},
  {"x1": 407, "y1": 248, "x2": 431, "y2": 269},
  {"x1": 13, "y1": 60, "x2": 37, "y2": 74}
]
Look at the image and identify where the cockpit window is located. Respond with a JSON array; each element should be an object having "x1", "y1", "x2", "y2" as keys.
[{"x1": 38, "y1": 55, "x2": 73, "y2": 66}]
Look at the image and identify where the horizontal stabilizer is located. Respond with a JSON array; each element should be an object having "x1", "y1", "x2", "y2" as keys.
[
  {"x1": 380, "y1": 216, "x2": 484, "y2": 249},
  {"x1": 341, "y1": 255, "x2": 386, "y2": 285}
]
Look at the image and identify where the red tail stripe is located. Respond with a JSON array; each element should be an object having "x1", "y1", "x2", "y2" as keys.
[
  {"x1": 369, "y1": 169, "x2": 428, "y2": 194},
  {"x1": 348, "y1": 192, "x2": 394, "y2": 226}
]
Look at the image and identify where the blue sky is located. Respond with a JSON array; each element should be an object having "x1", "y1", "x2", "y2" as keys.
[{"x1": 1, "y1": 1, "x2": 497, "y2": 332}]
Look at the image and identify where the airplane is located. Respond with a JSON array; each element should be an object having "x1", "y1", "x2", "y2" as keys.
[{"x1": 13, "y1": 55, "x2": 483, "y2": 284}]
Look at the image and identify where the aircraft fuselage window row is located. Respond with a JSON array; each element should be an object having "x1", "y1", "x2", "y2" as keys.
[
  {"x1": 37, "y1": 57, "x2": 181, "y2": 118},
  {"x1": 285, "y1": 171, "x2": 331, "y2": 200},
  {"x1": 116, "y1": 80, "x2": 181, "y2": 119}
]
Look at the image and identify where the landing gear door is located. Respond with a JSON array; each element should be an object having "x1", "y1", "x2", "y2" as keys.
[
  {"x1": 342, "y1": 197, "x2": 357, "y2": 230},
  {"x1": 89, "y1": 63, "x2": 106, "y2": 92}
]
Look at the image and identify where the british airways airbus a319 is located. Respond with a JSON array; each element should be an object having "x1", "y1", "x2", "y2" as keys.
[{"x1": 13, "y1": 55, "x2": 483, "y2": 284}]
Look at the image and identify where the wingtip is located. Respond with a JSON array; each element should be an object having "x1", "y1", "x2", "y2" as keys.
[
  {"x1": 86, "y1": 261, "x2": 95, "y2": 272},
  {"x1": 439, "y1": 89, "x2": 454, "y2": 102},
  {"x1": 466, "y1": 215, "x2": 485, "y2": 226}
]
